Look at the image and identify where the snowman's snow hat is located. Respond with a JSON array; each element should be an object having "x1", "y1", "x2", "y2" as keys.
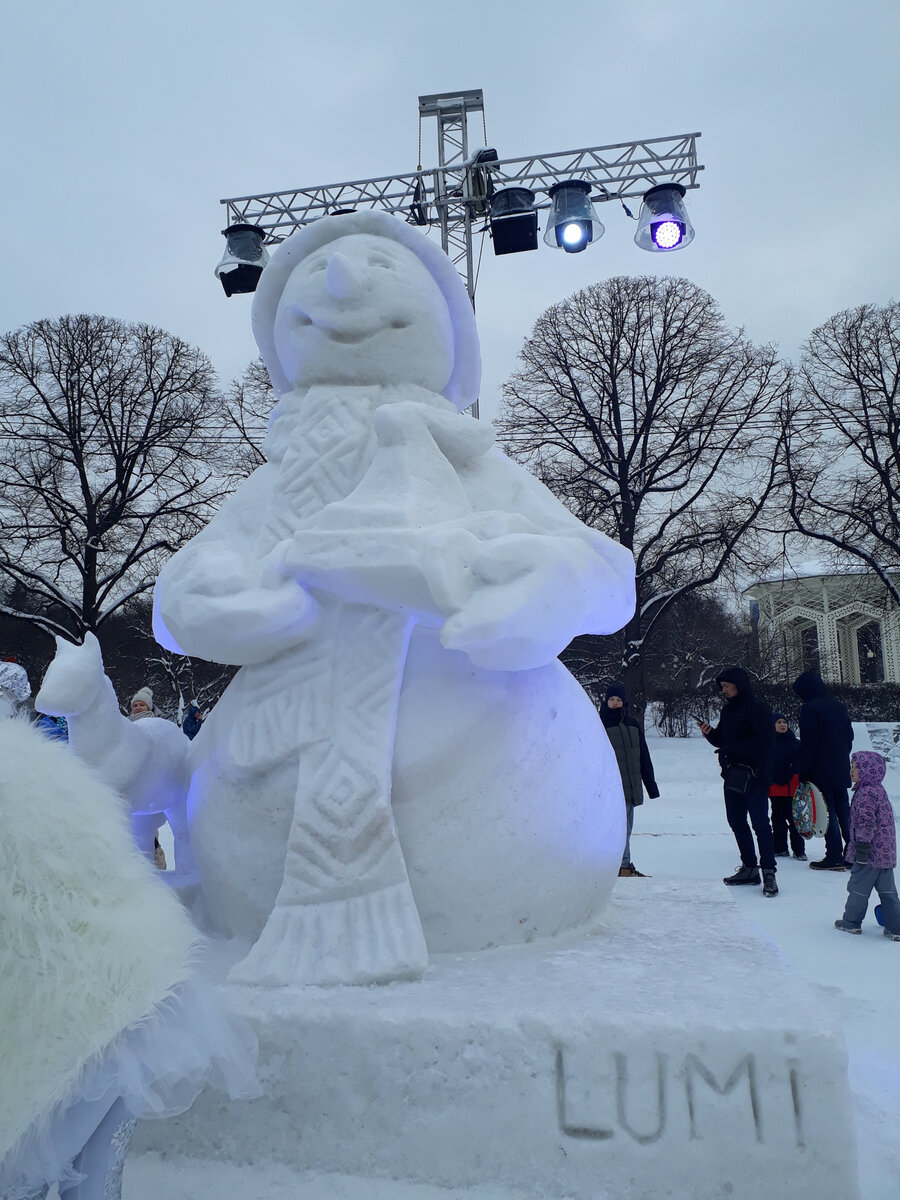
[{"x1": 251, "y1": 210, "x2": 481, "y2": 412}]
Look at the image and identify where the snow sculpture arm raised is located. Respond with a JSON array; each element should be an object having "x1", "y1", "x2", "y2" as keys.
[{"x1": 153, "y1": 465, "x2": 317, "y2": 666}]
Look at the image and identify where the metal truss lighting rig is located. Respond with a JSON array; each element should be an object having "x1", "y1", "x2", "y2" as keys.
[
  {"x1": 215, "y1": 90, "x2": 703, "y2": 412},
  {"x1": 217, "y1": 88, "x2": 703, "y2": 294}
]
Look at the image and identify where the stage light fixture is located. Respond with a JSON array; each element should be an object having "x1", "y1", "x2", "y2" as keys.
[
  {"x1": 489, "y1": 187, "x2": 538, "y2": 255},
  {"x1": 215, "y1": 223, "x2": 270, "y2": 296},
  {"x1": 542, "y1": 181, "x2": 604, "y2": 253},
  {"x1": 634, "y1": 183, "x2": 695, "y2": 252}
]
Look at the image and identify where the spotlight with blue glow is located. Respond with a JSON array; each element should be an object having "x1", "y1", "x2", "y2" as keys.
[
  {"x1": 543, "y1": 181, "x2": 605, "y2": 254},
  {"x1": 634, "y1": 183, "x2": 695, "y2": 253}
]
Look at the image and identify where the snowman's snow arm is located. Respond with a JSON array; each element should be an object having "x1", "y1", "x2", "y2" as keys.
[
  {"x1": 426, "y1": 436, "x2": 636, "y2": 671},
  {"x1": 153, "y1": 464, "x2": 317, "y2": 666}
]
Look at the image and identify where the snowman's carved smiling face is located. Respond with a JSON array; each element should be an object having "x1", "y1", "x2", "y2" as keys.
[{"x1": 273, "y1": 233, "x2": 454, "y2": 392}]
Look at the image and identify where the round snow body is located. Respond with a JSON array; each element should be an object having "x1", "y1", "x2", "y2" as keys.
[
  {"x1": 391, "y1": 628, "x2": 625, "y2": 952},
  {"x1": 185, "y1": 628, "x2": 625, "y2": 953}
]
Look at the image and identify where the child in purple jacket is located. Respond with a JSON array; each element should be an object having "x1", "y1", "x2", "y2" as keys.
[{"x1": 834, "y1": 751, "x2": 900, "y2": 940}]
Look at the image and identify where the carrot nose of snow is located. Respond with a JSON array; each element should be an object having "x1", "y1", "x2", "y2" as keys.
[{"x1": 325, "y1": 251, "x2": 364, "y2": 301}]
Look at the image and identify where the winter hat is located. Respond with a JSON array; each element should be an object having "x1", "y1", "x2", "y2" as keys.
[
  {"x1": 251, "y1": 210, "x2": 481, "y2": 411},
  {"x1": 792, "y1": 670, "x2": 827, "y2": 701},
  {"x1": 715, "y1": 666, "x2": 754, "y2": 696},
  {"x1": 0, "y1": 660, "x2": 30, "y2": 703},
  {"x1": 851, "y1": 750, "x2": 887, "y2": 787},
  {"x1": 131, "y1": 686, "x2": 154, "y2": 711},
  {"x1": 600, "y1": 682, "x2": 628, "y2": 727}
]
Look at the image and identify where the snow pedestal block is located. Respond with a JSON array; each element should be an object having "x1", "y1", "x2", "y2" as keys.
[{"x1": 134, "y1": 881, "x2": 860, "y2": 1200}]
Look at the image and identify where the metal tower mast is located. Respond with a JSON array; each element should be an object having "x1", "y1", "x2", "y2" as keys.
[{"x1": 417, "y1": 89, "x2": 487, "y2": 302}]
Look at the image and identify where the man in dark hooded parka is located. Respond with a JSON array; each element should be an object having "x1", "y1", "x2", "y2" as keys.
[
  {"x1": 792, "y1": 669, "x2": 854, "y2": 870},
  {"x1": 698, "y1": 666, "x2": 778, "y2": 894}
]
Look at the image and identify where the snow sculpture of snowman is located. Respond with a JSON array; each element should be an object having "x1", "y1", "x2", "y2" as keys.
[{"x1": 153, "y1": 211, "x2": 635, "y2": 987}]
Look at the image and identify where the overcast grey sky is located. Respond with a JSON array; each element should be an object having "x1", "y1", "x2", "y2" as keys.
[{"x1": 2, "y1": 0, "x2": 897, "y2": 421}]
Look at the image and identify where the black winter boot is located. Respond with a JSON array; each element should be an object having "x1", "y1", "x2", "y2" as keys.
[
  {"x1": 723, "y1": 865, "x2": 761, "y2": 885},
  {"x1": 762, "y1": 869, "x2": 778, "y2": 897}
]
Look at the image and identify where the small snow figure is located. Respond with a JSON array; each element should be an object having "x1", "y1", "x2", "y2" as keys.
[
  {"x1": 36, "y1": 635, "x2": 197, "y2": 885},
  {"x1": 154, "y1": 210, "x2": 636, "y2": 987}
]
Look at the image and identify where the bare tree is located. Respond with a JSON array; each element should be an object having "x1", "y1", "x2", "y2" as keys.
[
  {"x1": 0, "y1": 314, "x2": 228, "y2": 639},
  {"x1": 122, "y1": 600, "x2": 236, "y2": 721},
  {"x1": 222, "y1": 356, "x2": 272, "y2": 484},
  {"x1": 784, "y1": 301, "x2": 900, "y2": 605},
  {"x1": 496, "y1": 276, "x2": 790, "y2": 707},
  {"x1": 561, "y1": 587, "x2": 751, "y2": 731}
]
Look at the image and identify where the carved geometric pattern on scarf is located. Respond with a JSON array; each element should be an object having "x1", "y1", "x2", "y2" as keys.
[
  {"x1": 230, "y1": 599, "x2": 427, "y2": 985},
  {"x1": 257, "y1": 390, "x2": 377, "y2": 556},
  {"x1": 225, "y1": 387, "x2": 430, "y2": 983},
  {"x1": 275, "y1": 601, "x2": 413, "y2": 904},
  {"x1": 229, "y1": 390, "x2": 381, "y2": 770}
]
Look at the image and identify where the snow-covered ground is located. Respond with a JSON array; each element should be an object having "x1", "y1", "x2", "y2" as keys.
[
  {"x1": 140, "y1": 732, "x2": 899, "y2": 1200},
  {"x1": 630, "y1": 733, "x2": 900, "y2": 1200}
]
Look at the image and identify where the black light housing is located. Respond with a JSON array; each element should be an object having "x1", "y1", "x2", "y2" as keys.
[
  {"x1": 215, "y1": 224, "x2": 270, "y2": 296},
  {"x1": 489, "y1": 187, "x2": 538, "y2": 255},
  {"x1": 542, "y1": 180, "x2": 604, "y2": 253}
]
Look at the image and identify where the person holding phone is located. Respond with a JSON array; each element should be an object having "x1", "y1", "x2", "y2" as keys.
[{"x1": 697, "y1": 667, "x2": 778, "y2": 896}]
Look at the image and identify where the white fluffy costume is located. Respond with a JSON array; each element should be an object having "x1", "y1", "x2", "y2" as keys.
[
  {"x1": 0, "y1": 721, "x2": 257, "y2": 1198},
  {"x1": 153, "y1": 211, "x2": 635, "y2": 987}
]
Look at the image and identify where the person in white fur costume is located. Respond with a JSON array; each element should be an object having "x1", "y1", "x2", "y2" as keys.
[{"x1": 0, "y1": 720, "x2": 257, "y2": 1200}]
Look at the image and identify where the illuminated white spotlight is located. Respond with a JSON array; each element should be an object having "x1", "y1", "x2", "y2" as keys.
[{"x1": 543, "y1": 181, "x2": 605, "y2": 254}]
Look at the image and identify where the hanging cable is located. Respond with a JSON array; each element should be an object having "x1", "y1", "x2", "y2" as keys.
[{"x1": 409, "y1": 113, "x2": 429, "y2": 225}]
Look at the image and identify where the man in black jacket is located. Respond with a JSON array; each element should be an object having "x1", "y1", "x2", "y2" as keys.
[
  {"x1": 792, "y1": 669, "x2": 853, "y2": 870},
  {"x1": 698, "y1": 666, "x2": 778, "y2": 896}
]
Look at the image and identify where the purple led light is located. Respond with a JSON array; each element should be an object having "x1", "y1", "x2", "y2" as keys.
[{"x1": 652, "y1": 220, "x2": 683, "y2": 249}]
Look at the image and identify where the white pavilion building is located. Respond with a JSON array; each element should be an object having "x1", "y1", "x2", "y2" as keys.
[{"x1": 745, "y1": 565, "x2": 900, "y2": 685}]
